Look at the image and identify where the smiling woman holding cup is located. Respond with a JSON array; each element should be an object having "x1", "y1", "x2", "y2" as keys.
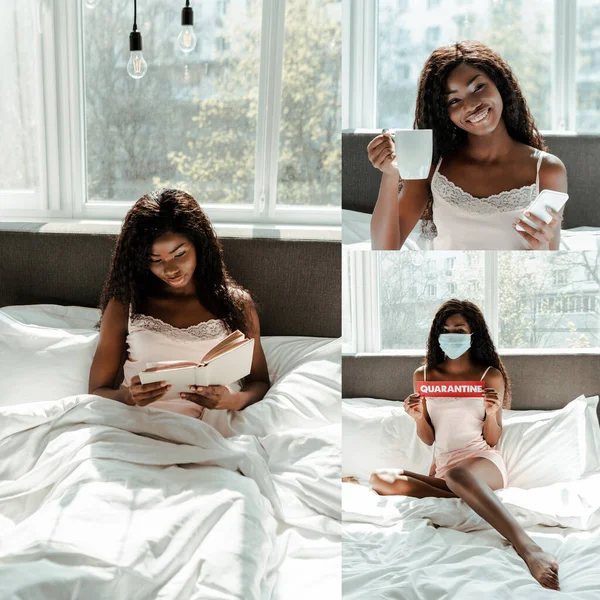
[{"x1": 368, "y1": 40, "x2": 568, "y2": 251}]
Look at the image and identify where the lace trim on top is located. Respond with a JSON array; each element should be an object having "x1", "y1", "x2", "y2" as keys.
[
  {"x1": 129, "y1": 312, "x2": 229, "y2": 343},
  {"x1": 432, "y1": 171, "x2": 535, "y2": 216}
]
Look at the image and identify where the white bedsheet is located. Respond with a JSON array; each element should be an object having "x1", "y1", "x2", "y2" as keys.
[
  {"x1": 342, "y1": 209, "x2": 600, "y2": 251},
  {"x1": 342, "y1": 475, "x2": 600, "y2": 599}
]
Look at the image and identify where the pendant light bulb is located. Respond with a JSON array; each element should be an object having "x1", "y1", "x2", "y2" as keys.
[
  {"x1": 177, "y1": 2, "x2": 197, "y2": 53},
  {"x1": 127, "y1": 0, "x2": 147, "y2": 79},
  {"x1": 128, "y1": 31, "x2": 147, "y2": 79},
  {"x1": 127, "y1": 50, "x2": 148, "y2": 79}
]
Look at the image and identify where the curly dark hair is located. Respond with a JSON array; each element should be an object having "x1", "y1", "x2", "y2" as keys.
[
  {"x1": 412, "y1": 40, "x2": 548, "y2": 233},
  {"x1": 424, "y1": 299, "x2": 511, "y2": 408},
  {"x1": 97, "y1": 188, "x2": 251, "y2": 334}
]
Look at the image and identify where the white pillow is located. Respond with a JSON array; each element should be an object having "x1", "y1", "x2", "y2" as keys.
[
  {"x1": 0, "y1": 311, "x2": 100, "y2": 406},
  {"x1": 0, "y1": 304, "x2": 100, "y2": 330},
  {"x1": 583, "y1": 395, "x2": 600, "y2": 473},
  {"x1": 202, "y1": 337, "x2": 340, "y2": 437},
  {"x1": 342, "y1": 397, "x2": 433, "y2": 482},
  {"x1": 498, "y1": 396, "x2": 589, "y2": 489}
]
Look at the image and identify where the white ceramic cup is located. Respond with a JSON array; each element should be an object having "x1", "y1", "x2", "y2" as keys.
[{"x1": 392, "y1": 129, "x2": 433, "y2": 180}]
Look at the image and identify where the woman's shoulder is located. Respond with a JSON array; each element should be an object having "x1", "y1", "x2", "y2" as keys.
[
  {"x1": 414, "y1": 365, "x2": 426, "y2": 380},
  {"x1": 523, "y1": 145, "x2": 566, "y2": 175},
  {"x1": 482, "y1": 366, "x2": 503, "y2": 385},
  {"x1": 537, "y1": 149, "x2": 567, "y2": 191},
  {"x1": 229, "y1": 286, "x2": 255, "y2": 311},
  {"x1": 101, "y1": 298, "x2": 129, "y2": 335}
]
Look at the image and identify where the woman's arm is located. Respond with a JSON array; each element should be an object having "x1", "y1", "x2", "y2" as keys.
[
  {"x1": 482, "y1": 368, "x2": 505, "y2": 447},
  {"x1": 515, "y1": 154, "x2": 568, "y2": 251},
  {"x1": 540, "y1": 155, "x2": 568, "y2": 251},
  {"x1": 88, "y1": 299, "x2": 134, "y2": 405},
  {"x1": 410, "y1": 368, "x2": 436, "y2": 446},
  {"x1": 230, "y1": 296, "x2": 270, "y2": 410},
  {"x1": 368, "y1": 133, "x2": 433, "y2": 250}
]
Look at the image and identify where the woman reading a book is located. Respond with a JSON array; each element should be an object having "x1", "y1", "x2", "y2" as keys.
[
  {"x1": 88, "y1": 188, "x2": 270, "y2": 421},
  {"x1": 369, "y1": 300, "x2": 560, "y2": 591}
]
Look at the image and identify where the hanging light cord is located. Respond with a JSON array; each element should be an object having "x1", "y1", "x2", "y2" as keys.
[
  {"x1": 133, "y1": 0, "x2": 137, "y2": 32},
  {"x1": 186, "y1": 0, "x2": 190, "y2": 6}
]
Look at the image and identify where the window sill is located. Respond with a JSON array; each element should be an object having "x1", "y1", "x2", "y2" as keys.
[
  {"x1": 0, "y1": 220, "x2": 341, "y2": 242},
  {"x1": 344, "y1": 348, "x2": 600, "y2": 357}
]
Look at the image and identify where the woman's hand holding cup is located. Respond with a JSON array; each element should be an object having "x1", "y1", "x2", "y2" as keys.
[{"x1": 367, "y1": 130, "x2": 399, "y2": 176}]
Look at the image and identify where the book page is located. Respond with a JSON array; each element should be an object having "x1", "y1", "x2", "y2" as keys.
[
  {"x1": 196, "y1": 338, "x2": 255, "y2": 386},
  {"x1": 201, "y1": 330, "x2": 246, "y2": 363}
]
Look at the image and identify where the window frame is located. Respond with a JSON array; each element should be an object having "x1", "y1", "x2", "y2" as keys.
[
  {"x1": 342, "y1": 0, "x2": 581, "y2": 133},
  {"x1": 0, "y1": 0, "x2": 340, "y2": 228},
  {"x1": 343, "y1": 250, "x2": 600, "y2": 355},
  {"x1": 0, "y1": 0, "x2": 63, "y2": 217}
]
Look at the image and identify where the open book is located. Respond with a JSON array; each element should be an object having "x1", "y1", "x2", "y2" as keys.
[{"x1": 138, "y1": 331, "x2": 255, "y2": 395}]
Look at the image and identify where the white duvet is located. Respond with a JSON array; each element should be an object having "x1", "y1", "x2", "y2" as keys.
[
  {"x1": 0, "y1": 306, "x2": 342, "y2": 600},
  {"x1": 0, "y1": 396, "x2": 280, "y2": 600},
  {"x1": 342, "y1": 476, "x2": 600, "y2": 599}
]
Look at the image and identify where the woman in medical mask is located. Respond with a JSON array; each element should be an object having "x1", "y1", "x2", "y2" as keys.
[{"x1": 369, "y1": 299, "x2": 560, "y2": 591}]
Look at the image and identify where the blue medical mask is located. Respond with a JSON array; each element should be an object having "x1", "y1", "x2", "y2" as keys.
[{"x1": 439, "y1": 333, "x2": 472, "y2": 359}]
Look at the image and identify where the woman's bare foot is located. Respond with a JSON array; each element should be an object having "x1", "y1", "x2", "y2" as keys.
[
  {"x1": 518, "y1": 544, "x2": 560, "y2": 591},
  {"x1": 342, "y1": 476, "x2": 360, "y2": 484}
]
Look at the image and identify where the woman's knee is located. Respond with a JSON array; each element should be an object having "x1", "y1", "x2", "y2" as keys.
[
  {"x1": 369, "y1": 472, "x2": 389, "y2": 494},
  {"x1": 445, "y1": 464, "x2": 473, "y2": 488}
]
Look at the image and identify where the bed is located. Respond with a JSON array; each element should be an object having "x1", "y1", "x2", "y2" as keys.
[
  {"x1": 342, "y1": 131, "x2": 600, "y2": 251},
  {"x1": 341, "y1": 354, "x2": 600, "y2": 599},
  {"x1": 0, "y1": 230, "x2": 341, "y2": 600}
]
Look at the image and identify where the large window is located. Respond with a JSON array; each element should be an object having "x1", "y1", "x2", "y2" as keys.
[
  {"x1": 343, "y1": 251, "x2": 600, "y2": 353},
  {"x1": 0, "y1": 0, "x2": 51, "y2": 212},
  {"x1": 1, "y1": 0, "x2": 341, "y2": 226},
  {"x1": 345, "y1": 0, "x2": 600, "y2": 133}
]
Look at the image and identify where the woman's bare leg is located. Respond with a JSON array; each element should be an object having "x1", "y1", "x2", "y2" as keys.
[
  {"x1": 369, "y1": 472, "x2": 456, "y2": 498},
  {"x1": 399, "y1": 469, "x2": 452, "y2": 491},
  {"x1": 445, "y1": 457, "x2": 559, "y2": 591}
]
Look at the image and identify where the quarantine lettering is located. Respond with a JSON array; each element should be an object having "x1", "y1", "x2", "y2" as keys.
[{"x1": 416, "y1": 381, "x2": 484, "y2": 397}]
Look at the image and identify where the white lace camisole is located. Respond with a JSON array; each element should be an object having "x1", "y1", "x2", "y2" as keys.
[
  {"x1": 121, "y1": 308, "x2": 242, "y2": 419},
  {"x1": 430, "y1": 150, "x2": 545, "y2": 250}
]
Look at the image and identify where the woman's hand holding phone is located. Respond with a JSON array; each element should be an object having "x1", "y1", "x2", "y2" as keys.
[
  {"x1": 513, "y1": 207, "x2": 562, "y2": 250},
  {"x1": 404, "y1": 392, "x2": 424, "y2": 420},
  {"x1": 367, "y1": 130, "x2": 399, "y2": 176}
]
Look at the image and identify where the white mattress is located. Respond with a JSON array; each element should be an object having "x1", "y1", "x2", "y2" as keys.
[{"x1": 342, "y1": 209, "x2": 600, "y2": 251}]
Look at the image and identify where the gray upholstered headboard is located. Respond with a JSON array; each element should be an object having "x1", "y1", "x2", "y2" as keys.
[
  {"x1": 0, "y1": 230, "x2": 340, "y2": 338},
  {"x1": 343, "y1": 354, "x2": 600, "y2": 419},
  {"x1": 342, "y1": 130, "x2": 600, "y2": 229}
]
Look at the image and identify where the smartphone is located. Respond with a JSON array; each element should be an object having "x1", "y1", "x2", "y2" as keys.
[{"x1": 515, "y1": 189, "x2": 569, "y2": 232}]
